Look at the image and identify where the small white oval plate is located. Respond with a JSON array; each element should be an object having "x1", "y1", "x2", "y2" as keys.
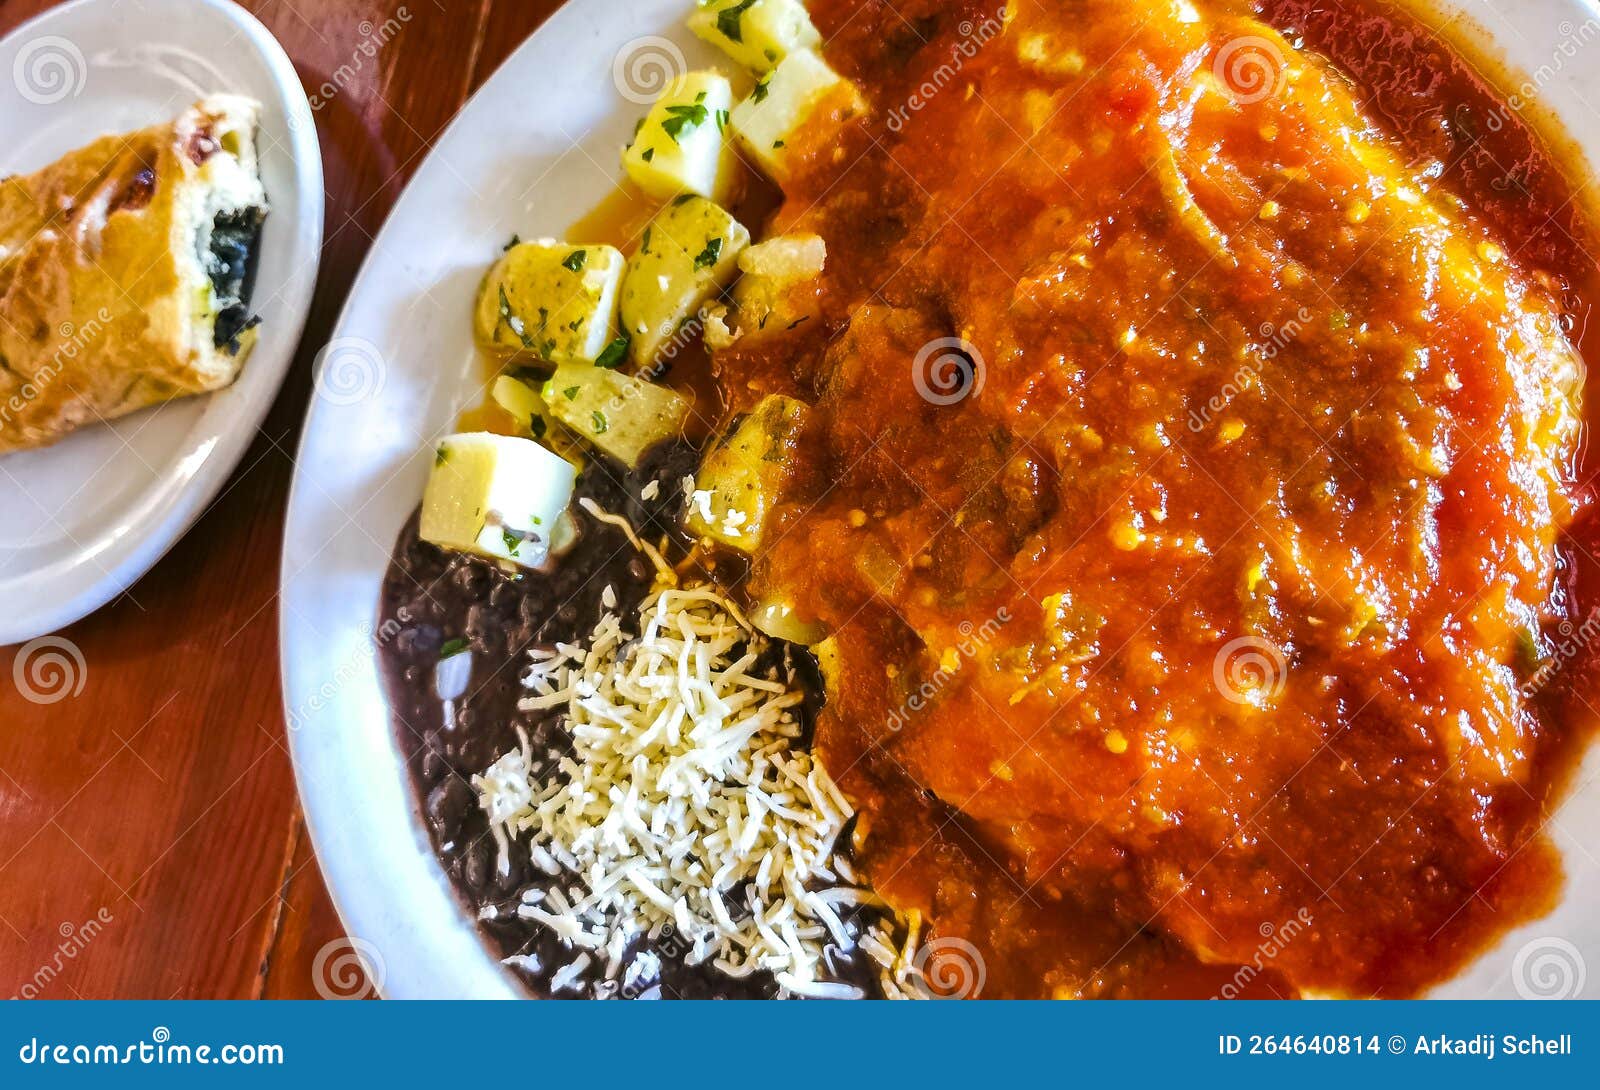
[
  {"x1": 0, "y1": 0, "x2": 323, "y2": 645},
  {"x1": 282, "y1": 0, "x2": 1600, "y2": 998}
]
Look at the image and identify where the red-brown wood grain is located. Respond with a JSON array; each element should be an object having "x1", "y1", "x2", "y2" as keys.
[{"x1": 0, "y1": 0, "x2": 567, "y2": 999}]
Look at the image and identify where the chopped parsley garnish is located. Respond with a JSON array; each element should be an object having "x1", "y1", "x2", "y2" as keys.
[
  {"x1": 661, "y1": 102, "x2": 710, "y2": 143},
  {"x1": 752, "y1": 77, "x2": 770, "y2": 103},
  {"x1": 596, "y1": 334, "x2": 631, "y2": 369},
  {"x1": 591, "y1": 410, "x2": 609, "y2": 434},
  {"x1": 672, "y1": 193, "x2": 696, "y2": 206},
  {"x1": 641, "y1": 227, "x2": 653, "y2": 251},
  {"x1": 772, "y1": 139, "x2": 785, "y2": 149},
  {"x1": 562, "y1": 249, "x2": 587, "y2": 272},
  {"x1": 498, "y1": 285, "x2": 533, "y2": 348},
  {"x1": 716, "y1": 0, "x2": 759, "y2": 43},
  {"x1": 530, "y1": 415, "x2": 547, "y2": 439},
  {"x1": 439, "y1": 637, "x2": 469, "y2": 659},
  {"x1": 716, "y1": 109, "x2": 729, "y2": 132},
  {"x1": 693, "y1": 237, "x2": 723, "y2": 270},
  {"x1": 501, "y1": 528, "x2": 523, "y2": 555},
  {"x1": 434, "y1": 445, "x2": 449, "y2": 466},
  {"x1": 641, "y1": 147, "x2": 655, "y2": 162},
  {"x1": 502, "y1": 233, "x2": 521, "y2": 251},
  {"x1": 563, "y1": 385, "x2": 580, "y2": 400}
]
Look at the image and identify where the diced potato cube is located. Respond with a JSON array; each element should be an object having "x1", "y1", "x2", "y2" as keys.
[
  {"x1": 622, "y1": 72, "x2": 738, "y2": 202},
  {"x1": 491, "y1": 374, "x2": 584, "y2": 465},
  {"x1": 542, "y1": 363, "x2": 693, "y2": 467},
  {"x1": 474, "y1": 241, "x2": 625, "y2": 364},
  {"x1": 732, "y1": 233, "x2": 825, "y2": 339},
  {"x1": 730, "y1": 50, "x2": 863, "y2": 183},
  {"x1": 688, "y1": 0, "x2": 821, "y2": 73},
  {"x1": 420, "y1": 432, "x2": 576, "y2": 569},
  {"x1": 686, "y1": 394, "x2": 809, "y2": 549},
  {"x1": 1017, "y1": 33, "x2": 1086, "y2": 79},
  {"x1": 750, "y1": 597, "x2": 827, "y2": 644},
  {"x1": 810, "y1": 635, "x2": 844, "y2": 697},
  {"x1": 621, "y1": 196, "x2": 750, "y2": 367}
]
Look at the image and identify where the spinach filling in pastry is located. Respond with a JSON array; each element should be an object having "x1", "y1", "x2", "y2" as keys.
[{"x1": 0, "y1": 94, "x2": 269, "y2": 454}]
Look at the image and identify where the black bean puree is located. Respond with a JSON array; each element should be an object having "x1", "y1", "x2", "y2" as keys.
[{"x1": 377, "y1": 440, "x2": 886, "y2": 998}]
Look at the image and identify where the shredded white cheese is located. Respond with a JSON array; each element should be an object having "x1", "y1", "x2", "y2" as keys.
[{"x1": 474, "y1": 562, "x2": 922, "y2": 998}]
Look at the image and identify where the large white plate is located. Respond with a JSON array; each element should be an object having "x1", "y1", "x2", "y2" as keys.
[
  {"x1": 281, "y1": 0, "x2": 1600, "y2": 999},
  {"x1": 0, "y1": 0, "x2": 322, "y2": 645}
]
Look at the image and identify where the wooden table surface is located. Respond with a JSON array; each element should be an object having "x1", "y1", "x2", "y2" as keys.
[{"x1": 0, "y1": 0, "x2": 565, "y2": 999}]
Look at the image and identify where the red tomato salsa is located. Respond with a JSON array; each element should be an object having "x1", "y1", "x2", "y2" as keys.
[{"x1": 713, "y1": 0, "x2": 1600, "y2": 997}]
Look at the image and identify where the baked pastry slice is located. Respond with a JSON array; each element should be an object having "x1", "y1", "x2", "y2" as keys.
[{"x1": 0, "y1": 95, "x2": 269, "y2": 454}]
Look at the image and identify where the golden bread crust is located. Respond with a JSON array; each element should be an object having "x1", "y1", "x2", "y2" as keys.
[{"x1": 0, "y1": 95, "x2": 265, "y2": 454}]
